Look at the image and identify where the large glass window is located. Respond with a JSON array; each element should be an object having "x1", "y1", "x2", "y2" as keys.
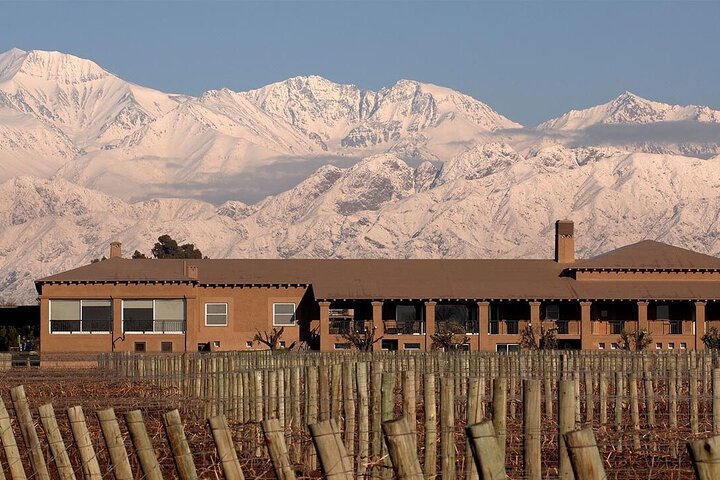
[
  {"x1": 50, "y1": 300, "x2": 112, "y2": 333},
  {"x1": 394, "y1": 305, "x2": 424, "y2": 334},
  {"x1": 436, "y1": 304, "x2": 477, "y2": 334},
  {"x1": 205, "y1": 303, "x2": 228, "y2": 326},
  {"x1": 123, "y1": 299, "x2": 185, "y2": 333},
  {"x1": 273, "y1": 303, "x2": 296, "y2": 326},
  {"x1": 656, "y1": 304, "x2": 670, "y2": 321}
]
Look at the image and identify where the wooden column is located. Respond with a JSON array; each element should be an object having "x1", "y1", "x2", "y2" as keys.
[
  {"x1": 478, "y1": 301, "x2": 490, "y2": 352},
  {"x1": 372, "y1": 301, "x2": 384, "y2": 352},
  {"x1": 580, "y1": 301, "x2": 593, "y2": 350},
  {"x1": 424, "y1": 301, "x2": 436, "y2": 351},
  {"x1": 319, "y1": 301, "x2": 331, "y2": 352},
  {"x1": 696, "y1": 302, "x2": 707, "y2": 351},
  {"x1": 637, "y1": 301, "x2": 649, "y2": 332}
]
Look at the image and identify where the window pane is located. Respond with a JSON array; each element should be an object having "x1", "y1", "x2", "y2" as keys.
[
  {"x1": 656, "y1": 305, "x2": 669, "y2": 321},
  {"x1": 123, "y1": 301, "x2": 153, "y2": 331},
  {"x1": 51, "y1": 300, "x2": 80, "y2": 321},
  {"x1": 206, "y1": 303, "x2": 227, "y2": 315},
  {"x1": 124, "y1": 300, "x2": 153, "y2": 310},
  {"x1": 274, "y1": 314, "x2": 295, "y2": 325},
  {"x1": 206, "y1": 314, "x2": 227, "y2": 326},
  {"x1": 274, "y1": 304, "x2": 295, "y2": 315},
  {"x1": 155, "y1": 300, "x2": 185, "y2": 320},
  {"x1": 545, "y1": 305, "x2": 560, "y2": 321},
  {"x1": 51, "y1": 320, "x2": 81, "y2": 332},
  {"x1": 82, "y1": 300, "x2": 112, "y2": 332},
  {"x1": 396, "y1": 306, "x2": 417, "y2": 322}
]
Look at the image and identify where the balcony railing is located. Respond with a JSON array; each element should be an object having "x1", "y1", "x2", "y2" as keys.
[
  {"x1": 50, "y1": 320, "x2": 112, "y2": 333},
  {"x1": 329, "y1": 319, "x2": 368, "y2": 335},
  {"x1": 123, "y1": 319, "x2": 185, "y2": 333},
  {"x1": 384, "y1": 320, "x2": 425, "y2": 335}
]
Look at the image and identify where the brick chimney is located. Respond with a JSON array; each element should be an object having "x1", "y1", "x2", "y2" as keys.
[
  {"x1": 185, "y1": 263, "x2": 199, "y2": 280},
  {"x1": 555, "y1": 220, "x2": 575, "y2": 263},
  {"x1": 110, "y1": 242, "x2": 122, "y2": 259}
]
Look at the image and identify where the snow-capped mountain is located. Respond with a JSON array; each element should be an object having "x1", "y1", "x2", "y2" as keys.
[
  {"x1": 2, "y1": 146, "x2": 719, "y2": 304},
  {"x1": 1, "y1": 48, "x2": 719, "y2": 304},
  {"x1": 0, "y1": 49, "x2": 520, "y2": 200},
  {"x1": 539, "y1": 91, "x2": 720, "y2": 130}
]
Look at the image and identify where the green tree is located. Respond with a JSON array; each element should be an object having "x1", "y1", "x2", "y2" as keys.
[
  {"x1": 131, "y1": 250, "x2": 147, "y2": 259},
  {"x1": 151, "y1": 235, "x2": 203, "y2": 259},
  {"x1": 0, "y1": 326, "x2": 19, "y2": 351}
]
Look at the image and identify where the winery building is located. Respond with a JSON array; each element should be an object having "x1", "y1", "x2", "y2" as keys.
[{"x1": 35, "y1": 221, "x2": 720, "y2": 353}]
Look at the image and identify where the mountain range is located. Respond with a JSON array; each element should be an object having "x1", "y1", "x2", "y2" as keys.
[{"x1": 0, "y1": 48, "x2": 719, "y2": 304}]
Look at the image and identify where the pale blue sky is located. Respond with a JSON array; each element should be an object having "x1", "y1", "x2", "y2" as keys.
[{"x1": 0, "y1": 1, "x2": 718, "y2": 125}]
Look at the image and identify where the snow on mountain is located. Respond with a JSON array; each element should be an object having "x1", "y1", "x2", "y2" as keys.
[
  {"x1": 3, "y1": 147, "x2": 720, "y2": 304},
  {"x1": 539, "y1": 91, "x2": 720, "y2": 130},
  {"x1": 0, "y1": 49, "x2": 178, "y2": 148}
]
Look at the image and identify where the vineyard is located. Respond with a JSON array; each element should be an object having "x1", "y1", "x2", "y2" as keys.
[{"x1": 1, "y1": 351, "x2": 720, "y2": 478}]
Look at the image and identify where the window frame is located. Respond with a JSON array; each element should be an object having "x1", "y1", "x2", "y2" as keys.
[
  {"x1": 204, "y1": 302, "x2": 228, "y2": 327},
  {"x1": 49, "y1": 299, "x2": 113, "y2": 335},
  {"x1": 122, "y1": 299, "x2": 186, "y2": 334},
  {"x1": 272, "y1": 303, "x2": 297, "y2": 327}
]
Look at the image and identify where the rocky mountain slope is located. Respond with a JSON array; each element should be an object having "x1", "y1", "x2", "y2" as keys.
[{"x1": 3, "y1": 146, "x2": 719, "y2": 304}]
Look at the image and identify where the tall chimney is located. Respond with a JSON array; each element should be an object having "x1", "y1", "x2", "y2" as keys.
[
  {"x1": 555, "y1": 220, "x2": 575, "y2": 263},
  {"x1": 110, "y1": 242, "x2": 122, "y2": 259}
]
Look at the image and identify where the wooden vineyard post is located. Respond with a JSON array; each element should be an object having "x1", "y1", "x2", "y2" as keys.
[
  {"x1": 356, "y1": 363, "x2": 370, "y2": 476},
  {"x1": 492, "y1": 376, "x2": 508, "y2": 463},
  {"x1": 559, "y1": 380, "x2": 576, "y2": 480},
  {"x1": 0, "y1": 396, "x2": 27, "y2": 480},
  {"x1": 466, "y1": 377, "x2": 483, "y2": 480},
  {"x1": 9, "y1": 386, "x2": 50, "y2": 480},
  {"x1": 440, "y1": 377, "x2": 456, "y2": 479},
  {"x1": 380, "y1": 372, "x2": 395, "y2": 479},
  {"x1": 67, "y1": 406, "x2": 102, "y2": 480},
  {"x1": 688, "y1": 435, "x2": 720, "y2": 480},
  {"x1": 598, "y1": 373, "x2": 608, "y2": 426},
  {"x1": 97, "y1": 408, "x2": 133, "y2": 480},
  {"x1": 209, "y1": 414, "x2": 245, "y2": 480},
  {"x1": 308, "y1": 419, "x2": 354, "y2": 480},
  {"x1": 162, "y1": 409, "x2": 199, "y2": 480},
  {"x1": 628, "y1": 372, "x2": 640, "y2": 450},
  {"x1": 124, "y1": 410, "x2": 164, "y2": 480},
  {"x1": 381, "y1": 417, "x2": 424, "y2": 479},
  {"x1": 423, "y1": 373, "x2": 438, "y2": 478},
  {"x1": 713, "y1": 369, "x2": 720, "y2": 434},
  {"x1": 691, "y1": 369, "x2": 700, "y2": 435},
  {"x1": 563, "y1": 428, "x2": 607, "y2": 480},
  {"x1": 342, "y1": 361, "x2": 356, "y2": 465},
  {"x1": 306, "y1": 366, "x2": 319, "y2": 470},
  {"x1": 38, "y1": 404, "x2": 75, "y2": 480},
  {"x1": 262, "y1": 418, "x2": 295, "y2": 480},
  {"x1": 614, "y1": 371, "x2": 624, "y2": 452},
  {"x1": 465, "y1": 420, "x2": 508, "y2": 480},
  {"x1": 523, "y1": 379, "x2": 541, "y2": 480}
]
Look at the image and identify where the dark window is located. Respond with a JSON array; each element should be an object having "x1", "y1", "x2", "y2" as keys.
[
  {"x1": 82, "y1": 301, "x2": 112, "y2": 332},
  {"x1": 404, "y1": 342, "x2": 421, "y2": 350},
  {"x1": 545, "y1": 305, "x2": 560, "y2": 321},
  {"x1": 436, "y1": 304, "x2": 476, "y2": 334},
  {"x1": 656, "y1": 304, "x2": 670, "y2": 321},
  {"x1": 134, "y1": 342, "x2": 146, "y2": 353},
  {"x1": 506, "y1": 321, "x2": 519, "y2": 335},
  {"x1": 123, "y1": 300, "x2": 153, "y2": 332},
  {"x1": 381, "y1": 339, "x2": 398, "y2": 351},
  {"x1": 161, "y1": 342, "x2": 173, "y2": 353},
  {"x1": 670, "y1": 320, "x2": 682, "y2": 335},
  {"x1": 610, "y1": 321, "x2": 623, "y2": 335},
  {"x1": 198, "y1": 342, "x2": 211, "y2": 352}
]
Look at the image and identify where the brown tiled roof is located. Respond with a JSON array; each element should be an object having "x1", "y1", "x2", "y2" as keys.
[
  {"x1": 36, "y1": 255, "x2": 720, "y2": 301},
  {"x1": 572, "y1": 240, "x2": 720, "y2": 271}
]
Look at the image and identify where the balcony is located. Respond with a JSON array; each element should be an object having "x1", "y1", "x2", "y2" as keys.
[{"x1": 329, "y1": 319, "x2": 368, "y2": 335}]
